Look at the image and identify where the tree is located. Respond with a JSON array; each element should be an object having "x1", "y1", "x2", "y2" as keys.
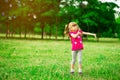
[
  {"x1": 0, "y1": 0, "x2": 119, "y2": 40},
  {"x1": 116, "y1": 17, "x2": 120, "y2": 38},
  {"x1": 59, "y1": 0, "x2": 119, "y2": 40}
]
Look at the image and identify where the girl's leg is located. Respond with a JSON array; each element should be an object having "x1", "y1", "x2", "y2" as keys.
[
  {"x1": 71, "y1": 51, "x2": 77, "y2": 73},
  {"x1": 78, "y1": 50, "x2": 82, "y2": 73}
]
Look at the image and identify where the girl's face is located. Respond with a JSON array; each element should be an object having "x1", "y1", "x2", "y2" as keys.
[{"x1": 69, "y1": 22, "x2": 79, "y2": 32}]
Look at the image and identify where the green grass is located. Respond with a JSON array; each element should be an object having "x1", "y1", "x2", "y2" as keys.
[{"x1": 0, "y1": 39, "x2": 120, "y2": 80}]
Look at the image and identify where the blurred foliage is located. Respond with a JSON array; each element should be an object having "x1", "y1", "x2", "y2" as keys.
[
  {"x1": 116, "y1": 17, "x2": 120, "y2": 38},
  {"x1": 34, "y1": 22, "x2": 41, "y2": 33},
  {"x1": 0, "y1": 0, "x2": 119, "y2": 39}
]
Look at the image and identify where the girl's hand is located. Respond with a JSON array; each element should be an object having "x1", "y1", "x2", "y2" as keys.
[
  {"x1": 77, "y1": 31, "x2": 82, "y2": 36},
  {"x1": 93, "y1": 34, "x2": 97, "y2": 39}
]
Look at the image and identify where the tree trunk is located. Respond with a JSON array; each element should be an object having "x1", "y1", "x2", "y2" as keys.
[
  {"x1": 41, "y1": 23, "x2": 44, "y2": 39},
  {"x1": 19, "y1": 26, "x2": 21, "y2": 38},
  {"x1": 24, "y1": 26, "x2": 27, "y2": 38},
  {"x1": 49, "y1": 27, "x2": 52, "y2": 39},
  {"x1": 6, "y1": 22, "x2": 9, "y2": 38},
  {"x1": 55, "y1": 17, "x2": 58, "y2": 40},
  {"x1": 97, "y1": 26, "x2": 100, "y2": 42}
]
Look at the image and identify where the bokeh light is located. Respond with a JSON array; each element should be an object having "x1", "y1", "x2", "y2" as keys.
[
  {"x1": 30, "y1": 0, "x2": 33, "y2": 2},
  {"x1": 28, "y1": 13, "x2": 30, "y2": 16},
  {"x1": 13, "y1": 15, "x2": 16, "y2": 19},
  {"x1": 5, "y1": 0, "x2": 8, "y2": 3},
  {"x1": 23, "y1": 3, "x2": 26, "y2": 6},
  {"x1": 8, "y1": 16, "x2": 12, "y2": 20},
  {"x1": 2, "y1": 12, "x2": 5, "y2": 16},
  {"x1": 82, "y1": 1, "x2": 88, "y2": 6},
  {"x1": 33, "y1": 14, "x2": 37, "y2": 19},
  {"x1": 9, "y1": 4, "x2": 12, "y2": 8},
  {"x1": 18, "y1": 0, "x2": 21, "y2": 7}
]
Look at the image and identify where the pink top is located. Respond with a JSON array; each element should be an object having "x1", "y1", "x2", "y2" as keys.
[{"x1": 69, "y1": 30, "x2": 83, "y2": 51}]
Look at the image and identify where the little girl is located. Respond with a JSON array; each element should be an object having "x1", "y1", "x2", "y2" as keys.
[{"x1": 64, "y1": 22, "x2": 96, "y2": 74}]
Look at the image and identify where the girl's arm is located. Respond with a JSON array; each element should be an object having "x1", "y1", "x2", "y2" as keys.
[{"x1": 82, "y1": 32, "x2": 97, "y2": 38}]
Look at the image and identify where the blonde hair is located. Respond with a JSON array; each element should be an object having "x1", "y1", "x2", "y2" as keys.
[
  {"x1": 64, "y1": 22, "x2": 81, "y2": 36},
  {"x1": 64, "y1": 24, "x2": 69, "y2": 35}
]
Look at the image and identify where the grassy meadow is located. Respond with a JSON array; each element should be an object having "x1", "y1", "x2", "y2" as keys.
[{"x1": 0, "y1": 38, "x2": 120, "y2": 80}]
